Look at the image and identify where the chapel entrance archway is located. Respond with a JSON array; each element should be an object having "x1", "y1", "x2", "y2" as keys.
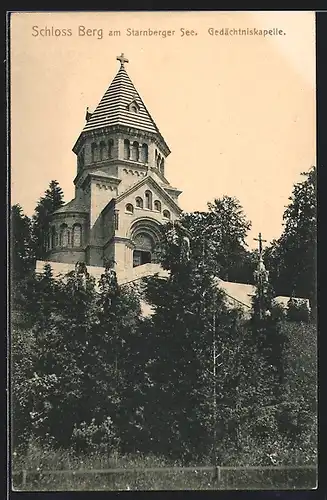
[
  {"x1": 130, "y1": 218, "x2": 162, "y2": 268},
  {"x1": 133, "y1": 232, "x2": 155, "y2": 267}
]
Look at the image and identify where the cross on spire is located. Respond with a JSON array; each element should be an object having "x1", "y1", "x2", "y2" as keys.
[
  {"x1": 254, "y1": 232, "x2": 267, "y2": 255},
  {"x1": 116, "y1": 53, "x2": 129, "y2": 67}
]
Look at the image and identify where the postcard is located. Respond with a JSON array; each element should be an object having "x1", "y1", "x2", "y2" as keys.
[{"x1": 9, "y1": 11, "x2": 317, "y2": 491}]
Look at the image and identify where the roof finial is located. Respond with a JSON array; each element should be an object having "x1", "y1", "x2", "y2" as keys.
[{"x1": 117, "y1": 52, "x2": 129, "y2": 67}]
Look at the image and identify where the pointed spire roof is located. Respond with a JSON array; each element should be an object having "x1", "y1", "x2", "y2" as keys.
[{"x1": 79, "y1": 55, "x2": 166, "y2": 143}]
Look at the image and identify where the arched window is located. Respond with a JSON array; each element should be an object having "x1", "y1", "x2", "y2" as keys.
[
  {"x1": 163, "y1": 210, "x2": 171, "y2": 220},
  {"x1": 145, "y1": 190, "x2": 152, "y2": 210},
  {"x1": 131, "y1": 105, "x2": 138, "y2": 113},
  {"x1": 99, "y1": 141, "x2": 106, "y2": 161},
  {"x1": 91, "y1": 142, "x2": 98, "y2": 163},
  {"x1": 141, "y1": 143, "x2": 148, "y2": 163},
  {"x1": 160, "y1": 158, "x2": 165, "y2": 174},
  {"x1": 136, "y1": 197, "x2": 143, "y2": 209},
  {"x1": 157, "y1": 155, "x2": 161, "y2": 169},
  {"x1": 124, "y1": 139, "x2": 130, "y2": 160},
  {"x1": 126, "y1": 203, "x2": 134, "y2": 214},
  {"x1": 72, "y1": 224, "x2": 82, "y2": 247},
  {"x1": 59, "y1": 224, "x2": 69, "y2": 247},
  {"x1": 132, "y1": 141, "x2": 139, "y2": 161},
  {"x1": 154, "y1": 200, "x2": 161, "y2": 212},
  {"x1": 108, "y1": 139, "x2": 114, "y2": 158}
]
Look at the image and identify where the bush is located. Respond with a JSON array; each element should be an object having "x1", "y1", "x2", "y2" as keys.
[
  {"x1": 12, "y1": 440, "x2": 317, "y2": 491},
  {"x1": 71, "y1": 417, "x2": 120, "y2": 454},
  {"x1": 286, "y1": 298, "x2": 311, "y2": 323},
  {"x1": 271, "y1": 302, "x2": 286, "y2": 321}
]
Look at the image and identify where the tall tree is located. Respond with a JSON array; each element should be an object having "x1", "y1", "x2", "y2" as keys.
[
  {"x1": 250, "y1": 255, "x2": 288, "y2": 393},
  {"x1": 11, "y1": 204, "x2": 34, "y2": 279},
  {"x1": 32, "y1": 180, "x2": 65, "y2": 260},
  {"x1": 264, "y1": 166, "x2": 316, "y2": 315},
  {"x1": 11, "y1": 264, "x2": 60, "y2": 448},
  {"x1": 279, "y1": 321, "x2": 317, "y2": 464},
  {"x1": 11, "y1": 323, "x2": 37, "y2": 449},
  {"x1": 142, "y1": 222, "x2": 217, "y2": 460},
  {"x1": 87, "y1": 265, "x2": 142, "y2": 454},
  {"x1": 142, "y1": 221, "x2": 272, "y2": 464},
  {"x1": 11, "y1": 204, "x2": 37, "y2": 344},
  {"x1": 14, "y1": 262, "x2": 144, "y2": 454},
  {"x1": 24, "y1": 263, "x2": 97, "y2": 446},
  {"x1": 181, "y1": 195, "x2": 252, "y2": 282}
]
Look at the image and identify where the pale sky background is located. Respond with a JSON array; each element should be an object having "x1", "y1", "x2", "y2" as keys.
[{"x1": 10, "y1": 11, "x2": 316, "y2": 249}]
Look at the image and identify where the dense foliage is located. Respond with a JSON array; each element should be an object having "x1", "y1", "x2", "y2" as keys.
[
  {"x1": 264, "y1": 166, "x2": 316, "y2": 315},
  {"x1": 11, "y1": 204, "x2": 34, "y2": 279},
  {"x1": 31, "y1": 180, "x2": 65, "y2": 260},
  {"x1": 180, "y1": 195, "x2": 255, "y2": 283},
  {"x1": 11, "y1": 234, "x2": 317, "y2": 467},
  {"x1": 10, "y1": 171, "x2": 317, "y2": 470}
]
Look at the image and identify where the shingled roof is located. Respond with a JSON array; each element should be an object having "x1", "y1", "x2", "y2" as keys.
[
  {"x1": 53, "y1": 197, "x2": 88, "y2": 215},
  {"x1": 81, "y1": 63, "x2": 164, "y2": 138}
]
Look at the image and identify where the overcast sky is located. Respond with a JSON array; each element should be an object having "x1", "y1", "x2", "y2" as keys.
[{"x1": 10, "y1": 11, "x2": 315, "y2": 249}]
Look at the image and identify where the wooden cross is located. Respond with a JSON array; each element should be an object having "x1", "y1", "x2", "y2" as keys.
[
  {"x1": 116, "y1": 53, "x2": 129, "y2": 67},
  {"x1": 254, "y1": 232, "x2": 267, "y2": 255}
]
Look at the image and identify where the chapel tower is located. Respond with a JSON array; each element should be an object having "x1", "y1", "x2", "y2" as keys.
[{"x1": 45, "y1": 54, "x2": 182, "y2": 277}]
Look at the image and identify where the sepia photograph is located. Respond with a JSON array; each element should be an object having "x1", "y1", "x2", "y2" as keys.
[{"x1": 9, "y1": 10, "x2": 317, "y2": 491}]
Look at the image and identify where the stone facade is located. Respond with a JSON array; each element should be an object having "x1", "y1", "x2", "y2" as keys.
[
  {"x1": 44, "y1": 56, "x2": 182, "y2": 273},
  {"x1": 36, "y1": 54, "x2": 310, "y2": 317}
]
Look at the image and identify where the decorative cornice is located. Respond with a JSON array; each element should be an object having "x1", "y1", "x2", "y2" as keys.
[
  {"x1": 81, "y1": 172, "x2": 121, "y2": 190},
  {"x1": 51, "y1": 211, "x2": 89, "y2": 219},
  {"x1": 90, "y1": 173, "x2": 121, "y2": 184},
  {"x1": 85, "y1": 244, "x2": 103, "y2": 250},
  {"x1": 74, "y1": 159, "x2": 147, "y2": 188},
  {"x1": 114, "y1": 236, "x2": 133, "y2": 244},
  {"x1": 120, "y1": 160, "x2": 149, "y2": 172},
  {"x1": 74, "y1": 163, "x2": 116, "y2": 187},
  {"x1": 164, "y1": 186, "x2": 183, "y2": 197},
  {"x1": 103, "y1": 235, "x2": 134, "y2": 250}
]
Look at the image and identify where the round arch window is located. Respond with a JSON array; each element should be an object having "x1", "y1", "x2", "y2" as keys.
[
  {"x1": 136, "y1": 197, "x2": 143, "y2": 209},
  {"x1": 154, "y1": 200, "x2": 161, "y2": 212}
]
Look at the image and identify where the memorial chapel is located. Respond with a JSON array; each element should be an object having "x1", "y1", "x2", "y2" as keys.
[
  {"x1": 44, "y1": 53, "x2": 182, "y2": 279},
  {"x1": 36, "y1": 53, "x2": 309, "y2": 315}
]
